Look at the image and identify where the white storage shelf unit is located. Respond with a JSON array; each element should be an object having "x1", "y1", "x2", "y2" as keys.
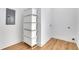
[{"x1": 23, "y1": 8, "x2": 37, "y2": 47}]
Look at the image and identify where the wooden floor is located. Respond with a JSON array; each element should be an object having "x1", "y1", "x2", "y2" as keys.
[{"x1": 3, "y1": 38, "x2": 78, "y2": 50}]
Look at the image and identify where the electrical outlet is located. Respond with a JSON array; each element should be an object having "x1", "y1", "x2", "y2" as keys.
[
  {"x1": 67, "y1": 26, "x2": 71, "y2": 29},
  {"x1": 72, "y1": 38, "x2": 75, "y2": 41}
]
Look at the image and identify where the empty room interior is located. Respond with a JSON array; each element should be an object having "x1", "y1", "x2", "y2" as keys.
[{"x1": 0, "y1": 8, "x2": 79, "y2": 50}]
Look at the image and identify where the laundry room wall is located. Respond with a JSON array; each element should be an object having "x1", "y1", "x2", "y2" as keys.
[
  {"x1": 37, "y1": 8, "x2": 78, "y2": 47},
  {"x1": 51, "y1": 8, "x2": 77, "y2": 42},
  {"x1": 75, "y1": 9, "x2": 79, "y2": 48},
  {"x1": 0, "y1": 8, "x2": 24, "y2": 49}
]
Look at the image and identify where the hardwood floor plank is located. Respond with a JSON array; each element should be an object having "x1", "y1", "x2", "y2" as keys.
[
  {"x1": 3, "y1": 39, "x2": 78, "y2": 50},
  {"x1": 41, "y1": 39, "x2": 56, "y2": 50}
]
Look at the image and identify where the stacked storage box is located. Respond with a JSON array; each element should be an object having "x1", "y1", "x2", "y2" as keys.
[{"x1": 23, "y1": 8, "x2": 37, "y2": 47}]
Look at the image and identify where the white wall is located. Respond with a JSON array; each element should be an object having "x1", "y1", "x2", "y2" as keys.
[
  {"x1": 38, "y1": 8, "x2": 78, "y2": 47},
  {"x1": 51, "y1": 8, "x2": 77, "y2": 42},
  {"x1": 0, "y1": 8, "x2": 78, "y2": 48},
  {"x1": 0, "y1": 8, "x2": 24, "y2": 49},
  {"x1": 37, "y1": 8, "x2": 52, "y2": 46},
  {"x1": 75, "y1": 9, "x2": 79, "y2": 47}
]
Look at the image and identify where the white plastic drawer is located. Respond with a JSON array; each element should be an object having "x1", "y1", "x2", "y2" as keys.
[
  {"x1": 32, "y1": 38, "x2": 36, "y2": 46},
  {"x1": 24, "y1": 8, "x2": 37, "y2": 15},
  {"x1": 24, "y1": 23, "x2": 36, "y2": 30},
  {"x1": 24, "y1": 16, "x2": 36, "y2": 22},
  {"x1": 24, "y1": 37, "x2": 31, "y2": 46},
  {"x1": 24, "y1": 30, "x2": 31, "y2": 37},
  {"x1": 32, "y1": 9, "x2": 37, "y2": 15},
  {"x1": 24, "y1": 36, "x2": 36, "y2": 47},
  {"x1": 32, "y1": 23, "x2": 36, "y2": 30},
  {"x1": 24, "y1": 23, "x2": 31, "y2": 30},
  {"x1": 24, "y1": 30, "x2": 36, "y2": 38},
  {"x1": 32, "y1": 16, "x2": 37, "y2": 22},
  {"x1": 31, "y1": 31, "x2": 37, "y2": 38}
]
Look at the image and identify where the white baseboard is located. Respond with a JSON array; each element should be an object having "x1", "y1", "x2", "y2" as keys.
[
  {"x1": 51, "y1": 37, "x2": 75, "y2": 43},
  {"x1": 0, "y1": 40, "x2": 21, "y2": 50},
  {"x1": 76, "y1": 43, "x2": 79, "y2": 48},
  {"x1": 37, "y1": 37, "x2": 75, "y2": 47},
  {"x1": 75, "y1": 40, "x2": 79, "y2": 48},
  {"x1": 40, "y1": 38, "x2": 51, "y2": 47}
]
